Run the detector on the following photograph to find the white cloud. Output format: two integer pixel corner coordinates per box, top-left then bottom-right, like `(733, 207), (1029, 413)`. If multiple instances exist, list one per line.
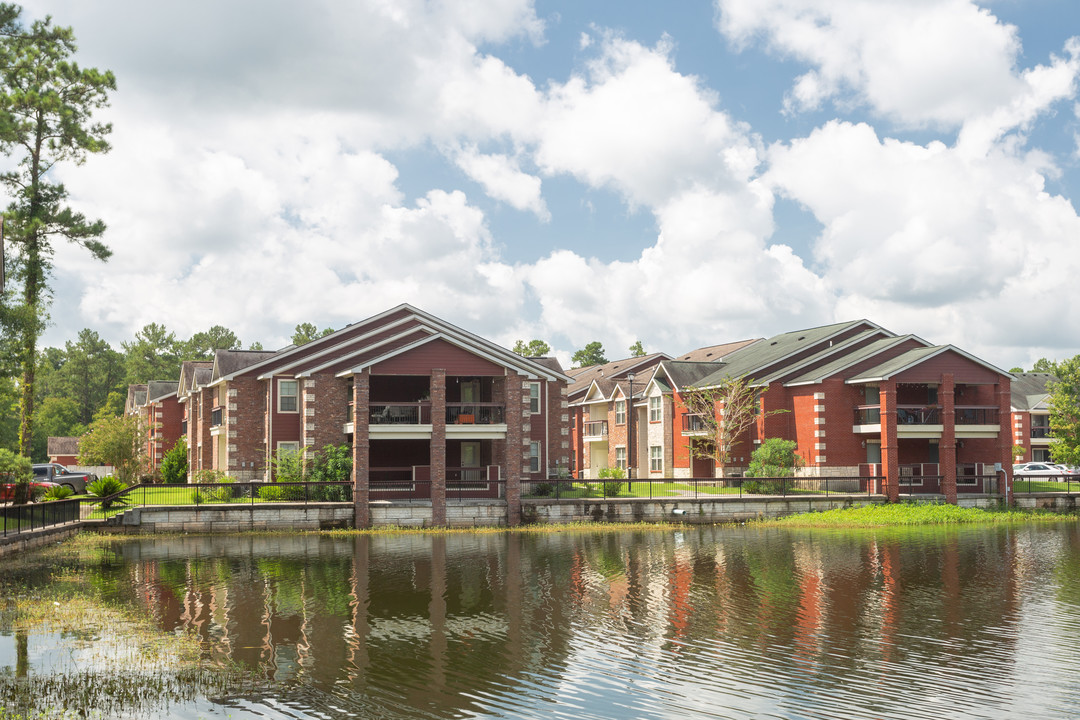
(714, 0), (1077, 133)
(452, 146), (550, 219)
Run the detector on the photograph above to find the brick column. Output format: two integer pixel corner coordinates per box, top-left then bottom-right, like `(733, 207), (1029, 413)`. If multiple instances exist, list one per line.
(997, 379), (1014, 503)
(881, 381), (899, 502)
(431, 369), (447, 526)
(352, 370), (370, 528)
(505, 375), (525, 526)
(940, 374), (957, 504)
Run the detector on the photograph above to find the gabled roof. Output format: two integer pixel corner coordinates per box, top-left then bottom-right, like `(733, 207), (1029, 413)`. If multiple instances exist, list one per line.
(654, 361), (721, 392)
(783, 334), (928, 386)
(125, 384), (147, 414)
(846, 345), (1013, 384)
(567, 353), (669, 399)
(178, 361), (214, 398)
(145, 380), (179, 404)
(678, 339), (760, 362)
(47, 436), (80, 457)
(212, 349), (279, 381)
(213, 304), (570, 385)
(1011, 372), (1056, 411)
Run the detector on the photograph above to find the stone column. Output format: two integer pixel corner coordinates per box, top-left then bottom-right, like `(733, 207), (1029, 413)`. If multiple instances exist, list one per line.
(881, 381), (899, 502)
(352, 370), (370, 528)
(431, 369), (447, 526)
(940, 373), (957, 504)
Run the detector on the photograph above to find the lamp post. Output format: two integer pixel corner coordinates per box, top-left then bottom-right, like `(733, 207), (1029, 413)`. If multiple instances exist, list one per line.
(627, 372), (635, 490)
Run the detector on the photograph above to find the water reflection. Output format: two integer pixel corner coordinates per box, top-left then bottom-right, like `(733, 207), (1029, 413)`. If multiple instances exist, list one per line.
(5, 524), (1080, 719)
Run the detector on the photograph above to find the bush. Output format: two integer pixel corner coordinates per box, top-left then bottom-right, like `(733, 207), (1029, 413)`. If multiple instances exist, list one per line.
(746, 439), (802, 478)
(272, 448), (306, 483)
(743, 479), (783, 495)
(192, 469), (232, 484)
(258, 485), (284, 502)
(531, 482), (553, 497)
(308, 444), (352, 482)
(160, 439), (189, 484)
(87, 476), (130, 510)
(42, 485), (75, 502)
(597, 466), (625, 497)
(191, 489), (205, 505)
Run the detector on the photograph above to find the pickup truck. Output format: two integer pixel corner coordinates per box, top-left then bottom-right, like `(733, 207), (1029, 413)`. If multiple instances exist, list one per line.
(32, 463), (96, 494)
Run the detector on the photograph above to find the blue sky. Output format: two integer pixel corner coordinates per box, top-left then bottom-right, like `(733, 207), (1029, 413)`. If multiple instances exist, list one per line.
(17, 0), (1080, 371)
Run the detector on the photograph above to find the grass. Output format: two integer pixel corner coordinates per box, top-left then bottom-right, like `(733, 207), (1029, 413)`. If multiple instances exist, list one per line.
(764, 502), (1080, 528)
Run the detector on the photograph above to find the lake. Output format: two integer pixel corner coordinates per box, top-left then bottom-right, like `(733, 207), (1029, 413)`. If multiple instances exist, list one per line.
(2, 524), (1080, 719)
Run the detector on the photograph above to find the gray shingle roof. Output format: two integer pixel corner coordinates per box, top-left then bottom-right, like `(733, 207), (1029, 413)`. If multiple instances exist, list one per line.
(1011, 372), (1056, 410)
(783, 334), (924, 386)
(567, 353), (668, 399)
(47, 436), (80, 457)
(678, 339), (759, 362)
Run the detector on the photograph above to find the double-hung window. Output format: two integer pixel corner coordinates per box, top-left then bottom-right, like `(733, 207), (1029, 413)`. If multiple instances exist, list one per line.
(648, 396), (661, 422)
(615, 400), (626, 425)
(278, 379), (299, 413)
(616, 446), (626, 470)
(529, 383), (541, 413)
(649, 446), (662, 473)
(529, 442), (541, 473)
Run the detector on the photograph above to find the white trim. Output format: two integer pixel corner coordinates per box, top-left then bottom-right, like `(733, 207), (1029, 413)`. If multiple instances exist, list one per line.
(277, 378), (299, 413)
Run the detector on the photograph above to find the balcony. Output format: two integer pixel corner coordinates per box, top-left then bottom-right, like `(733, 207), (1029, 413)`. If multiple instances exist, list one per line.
(1031, 426), (1052, 439)
(370, 402), (432, 425)
(446, 403), (505, 425)
(955, 407), (999, 425)
(682, 413), (709, 435)
(583, 420), (608, 441)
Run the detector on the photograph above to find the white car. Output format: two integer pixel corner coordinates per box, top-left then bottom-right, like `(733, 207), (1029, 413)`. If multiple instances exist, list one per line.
(1014, 463), (1070, 478)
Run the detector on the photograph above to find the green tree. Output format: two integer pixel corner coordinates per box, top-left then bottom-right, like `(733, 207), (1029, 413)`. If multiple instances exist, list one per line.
(1009, 367), (1024, 374)
(745, 438), (802, 478)
(1049, 355), (1080, 466)
(77, 414), (144, 483)
(0, 376), (18, 451)
(1033, 358), (1058, 373)
(59, 329), (124, 424)
(93, 390), (125, 422)
(512, 339), (551, 357)
(291, 322), (333, 346)
(159, 437), (188, 484)
(122, 322), (181, 384)
(1, 9), (116, 457)
(183, 325), (241, 360)
(629, 340), (645, 357)
(30, 395), (84, 462)
(572, 341), (607, 368)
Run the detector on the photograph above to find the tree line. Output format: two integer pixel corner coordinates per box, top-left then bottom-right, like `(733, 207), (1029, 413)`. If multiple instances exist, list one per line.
(0, 322), (334, 462)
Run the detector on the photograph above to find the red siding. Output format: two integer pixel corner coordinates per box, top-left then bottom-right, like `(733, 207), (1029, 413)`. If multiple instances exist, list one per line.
(371, 338), (505, 376)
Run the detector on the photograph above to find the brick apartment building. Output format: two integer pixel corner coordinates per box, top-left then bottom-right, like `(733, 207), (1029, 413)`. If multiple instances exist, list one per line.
(178, 304), (570, 526)
(1010, 372), (1056, 463)
(571, 320), (1014, 503)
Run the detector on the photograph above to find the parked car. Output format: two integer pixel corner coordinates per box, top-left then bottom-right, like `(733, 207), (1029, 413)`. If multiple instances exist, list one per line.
(32, 463), (95, 494)
(0, 481), (59, 502)
(1013, 463), (1070, 479)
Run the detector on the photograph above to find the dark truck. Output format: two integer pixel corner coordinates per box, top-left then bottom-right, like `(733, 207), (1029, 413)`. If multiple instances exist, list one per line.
(32, 463), (96, 494)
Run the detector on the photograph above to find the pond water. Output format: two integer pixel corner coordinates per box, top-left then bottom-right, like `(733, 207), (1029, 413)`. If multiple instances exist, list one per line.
(3, 524), (1080, 719)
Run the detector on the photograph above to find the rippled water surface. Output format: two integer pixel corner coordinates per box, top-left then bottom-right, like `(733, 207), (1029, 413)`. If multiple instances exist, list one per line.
(4, 524), (1080, 719)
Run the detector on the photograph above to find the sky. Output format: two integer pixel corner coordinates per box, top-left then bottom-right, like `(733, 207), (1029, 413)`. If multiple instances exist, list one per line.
(14, 0), (1080, 371)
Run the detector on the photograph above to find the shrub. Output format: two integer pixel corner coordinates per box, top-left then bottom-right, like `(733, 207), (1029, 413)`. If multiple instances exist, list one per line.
(192, 469), (232, 484)
(160, 439), (189, 484)
(308, 444), (352, 482)
(746, 439), (802, 479)
(743, 479), (783, 495)
(87, 476), (130, 510)
(191, 489), (205, 505)
(258, 485), (285, 502)
(272, 448), (306, 483)
(42, 485), (75, 502)
(597, 466), (625, 497)
(531, 482), (553, 497)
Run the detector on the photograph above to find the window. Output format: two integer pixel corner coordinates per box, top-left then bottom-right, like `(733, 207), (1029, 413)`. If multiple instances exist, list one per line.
(649, 446), (662, 473)
(278, 441), (300, 457)
(866, 441), (881, 464)
(529, 382), (541, 413)
(615, 399), (626, 425)
(278, 379), (299, 413)
(649, 396), (662, 422)
(529, 442), (541, 473)
(615, 446), (626, 470)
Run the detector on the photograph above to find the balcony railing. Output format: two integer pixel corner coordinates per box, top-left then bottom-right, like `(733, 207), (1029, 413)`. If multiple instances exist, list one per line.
(210, 407), (223, 427)
(682, 413), (709, 434)
(583, 420), (608, 439)
(854, 405), (941, 425)
(446, 403), (504, 425)
(370, 402), (432, 425)
(954, 407), (999, 425)
(1031, 426), (1052, 439)
(854, 406), (881, 424)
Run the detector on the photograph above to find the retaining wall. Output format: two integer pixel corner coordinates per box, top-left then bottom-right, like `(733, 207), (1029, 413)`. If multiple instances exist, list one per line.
(523, 495), (886, 524)
(0, 523), (82, 557)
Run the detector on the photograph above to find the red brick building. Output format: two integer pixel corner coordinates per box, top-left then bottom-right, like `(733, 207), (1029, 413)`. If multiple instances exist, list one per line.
(1010, 372), (1055, 463)
(570, 320), (1014, 503)
(179, 304), (570, 525)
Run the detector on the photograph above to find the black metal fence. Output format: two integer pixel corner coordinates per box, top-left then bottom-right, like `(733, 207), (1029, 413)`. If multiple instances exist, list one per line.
(523, 476), (884, 500)
(1, 498), (80, 537)
(1012, 475), (1080, 495)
